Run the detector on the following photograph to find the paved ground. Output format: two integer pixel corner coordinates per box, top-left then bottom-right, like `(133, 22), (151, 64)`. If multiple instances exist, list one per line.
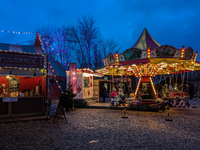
(0, 101), (200, 150)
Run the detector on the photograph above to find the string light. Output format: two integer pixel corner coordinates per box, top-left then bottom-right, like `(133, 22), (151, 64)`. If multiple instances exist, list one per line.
(147, 46), (151, 58)
(0, 29), (34, 34)
(134, 77), (142, 98)
(181, 46), (185, 59)
(149, 77), (157, 98)
(115, 51), (119, 63)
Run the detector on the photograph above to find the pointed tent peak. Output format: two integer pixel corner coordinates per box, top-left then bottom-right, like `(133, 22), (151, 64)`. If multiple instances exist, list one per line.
(132, 28), (160, 50)
(34, 32), (41, 47)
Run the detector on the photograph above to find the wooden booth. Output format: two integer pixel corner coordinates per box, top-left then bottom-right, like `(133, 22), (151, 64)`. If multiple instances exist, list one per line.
(0, 51), (46, 118)
(66, 68), (103, 104)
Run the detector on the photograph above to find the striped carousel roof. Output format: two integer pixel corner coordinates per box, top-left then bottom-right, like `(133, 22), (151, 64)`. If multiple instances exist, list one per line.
(132, 28), (160, 50)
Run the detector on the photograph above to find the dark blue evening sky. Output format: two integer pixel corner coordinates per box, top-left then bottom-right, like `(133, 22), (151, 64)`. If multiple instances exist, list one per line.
(0, 0), (200, 60)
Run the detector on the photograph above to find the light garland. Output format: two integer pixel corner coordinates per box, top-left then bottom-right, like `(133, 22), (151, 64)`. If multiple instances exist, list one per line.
(48, 59), (63, 93)
(134, 77), (142, 98)
(115, 52), (119, 63)
(149, 77), (157, 98)
(147, 47), (151, 58)
(194, 53), (197, 61)
(0, 29), (34, 34)
(103, 59), (106, 66)
(38, 33), (64, 94)
(181, 46), (185, 59)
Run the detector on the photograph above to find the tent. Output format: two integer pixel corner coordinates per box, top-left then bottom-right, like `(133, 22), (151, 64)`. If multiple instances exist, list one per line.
(0, 33), (67, 100)
(132, 28), (160, 50)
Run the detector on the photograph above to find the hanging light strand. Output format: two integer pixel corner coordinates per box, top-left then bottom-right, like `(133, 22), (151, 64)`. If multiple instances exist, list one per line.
(0, 29), (35, 34)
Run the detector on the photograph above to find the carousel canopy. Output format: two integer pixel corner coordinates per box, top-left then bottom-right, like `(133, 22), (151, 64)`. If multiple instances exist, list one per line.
(132, 28), (160, 50)
(96, 28), (200, 76)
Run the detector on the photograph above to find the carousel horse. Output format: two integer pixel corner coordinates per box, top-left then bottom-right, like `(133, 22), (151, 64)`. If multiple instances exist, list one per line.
(130, 91), (142, 107)
(172, 93), (190, 108)
(173, 83), (179, 92)
(162, 84), (169, 95)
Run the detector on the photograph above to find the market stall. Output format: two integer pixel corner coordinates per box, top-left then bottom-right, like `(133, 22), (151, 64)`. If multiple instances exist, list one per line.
(0, 50), (46, 117)
(66, 68), (103, 103)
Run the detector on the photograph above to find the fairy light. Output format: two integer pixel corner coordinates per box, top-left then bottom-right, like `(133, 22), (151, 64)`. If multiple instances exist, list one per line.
(115, 51), (119, 63)
(147, 46), (151, 58)
(0, 29), (34, 34)
(136, 66), (141, 77)
(135, 77), (142, 98)
(145, 64), (148, 76)
(151, 66), (156, 76)
(149, 77), (157, 98)
(194, 53), (197, 61)
(181, 46), (185, 59)
(103, 59), (106, 66)
(48, 60), (63, 93)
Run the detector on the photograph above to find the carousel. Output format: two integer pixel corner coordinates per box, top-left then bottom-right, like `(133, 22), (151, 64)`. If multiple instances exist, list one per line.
(96, 28), (200, 109)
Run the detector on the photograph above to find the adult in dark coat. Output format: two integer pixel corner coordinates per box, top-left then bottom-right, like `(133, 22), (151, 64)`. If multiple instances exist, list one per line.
(102, 85), (106, 102)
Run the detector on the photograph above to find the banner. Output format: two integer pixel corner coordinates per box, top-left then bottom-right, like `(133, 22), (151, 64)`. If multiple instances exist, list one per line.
(0, 51), (44, 69)
(69, 63), (77, 94)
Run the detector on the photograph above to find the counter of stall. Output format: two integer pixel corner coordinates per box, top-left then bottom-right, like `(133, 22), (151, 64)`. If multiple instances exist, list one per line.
(0, 76), (46, 118)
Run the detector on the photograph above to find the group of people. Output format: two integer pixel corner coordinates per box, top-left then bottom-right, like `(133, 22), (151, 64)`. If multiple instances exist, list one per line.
(110, 87), (127, 106)
(103, 84), (190, 108)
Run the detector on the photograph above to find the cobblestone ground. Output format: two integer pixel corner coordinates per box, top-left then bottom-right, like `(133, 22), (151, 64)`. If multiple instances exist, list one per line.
(0, 107), (200, 150)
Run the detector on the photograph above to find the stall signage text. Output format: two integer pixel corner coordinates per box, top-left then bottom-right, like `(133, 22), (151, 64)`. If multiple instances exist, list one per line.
(0, 51), (44, 68)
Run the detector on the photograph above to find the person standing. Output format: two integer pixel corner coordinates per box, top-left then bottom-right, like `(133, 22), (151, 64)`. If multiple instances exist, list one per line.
(102, 85), (106, 102)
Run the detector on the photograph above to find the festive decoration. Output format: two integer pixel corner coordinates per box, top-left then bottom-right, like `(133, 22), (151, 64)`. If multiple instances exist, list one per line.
(96, 28), (200, 99)
(69, 63), (77, 94)
(0, 29), (34, 34)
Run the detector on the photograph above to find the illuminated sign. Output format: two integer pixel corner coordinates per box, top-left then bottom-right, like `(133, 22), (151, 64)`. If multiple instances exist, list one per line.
(0, 51), (44, 68)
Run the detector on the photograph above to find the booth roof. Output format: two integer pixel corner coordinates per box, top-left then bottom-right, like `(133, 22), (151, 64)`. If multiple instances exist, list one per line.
(0, 42), (67, 77)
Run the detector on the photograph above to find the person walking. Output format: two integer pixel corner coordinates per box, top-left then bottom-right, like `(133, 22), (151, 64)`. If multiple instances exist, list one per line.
(102, 85), (106, 102)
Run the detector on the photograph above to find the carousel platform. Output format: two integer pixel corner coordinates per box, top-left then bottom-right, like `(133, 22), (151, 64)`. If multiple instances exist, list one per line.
(89, 97), (157, 108)
(89, 97), (123, 109)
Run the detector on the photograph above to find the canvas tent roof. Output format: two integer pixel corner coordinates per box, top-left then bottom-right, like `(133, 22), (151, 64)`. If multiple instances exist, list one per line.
(132, 28), (160, 50)
(0, 42), (67, 77)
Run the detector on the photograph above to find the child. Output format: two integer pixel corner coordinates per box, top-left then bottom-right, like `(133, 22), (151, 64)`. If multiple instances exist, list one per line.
(110, 88), (118, 99)
(118, 88), (124, 98)
(110, 88), (118, 107)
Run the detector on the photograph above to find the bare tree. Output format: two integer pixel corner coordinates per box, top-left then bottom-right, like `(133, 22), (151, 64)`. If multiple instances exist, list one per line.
(35, 25), (72, 67)
(36, 25), (54, 54)
(65, 15), (99, 69)
(92, 44), (103, 69)
(100, 38), (121, 59)
(65, 25), (87, 68)
(78, 15), (99, 68)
